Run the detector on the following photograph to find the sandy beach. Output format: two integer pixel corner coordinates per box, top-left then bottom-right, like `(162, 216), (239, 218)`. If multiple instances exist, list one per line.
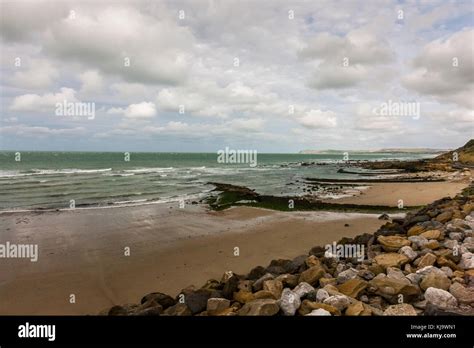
(328, 181), (468, 206)
(0, 178), (469, 315)
(0, 203), (388, 315)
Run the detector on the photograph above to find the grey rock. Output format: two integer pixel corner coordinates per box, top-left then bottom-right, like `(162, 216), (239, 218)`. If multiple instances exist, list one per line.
(459, 252), (474, 270)
(305, 308), (331, 316)
(449, 232), (464, 241)
(323, 295), (350, 311)
(406, 273), (421, 285)
(408, 235), (429, 250)
(293, 282), (315, 299)
(443, 239), (459, 250)
(336, 267), (358, 284)
(252, 273), (274, 292)
(440, 267), (453, 278)
(424, 287), (458, 309)
(316, 289), (330, 302)
(399, 246), (418, 261)
(279, 288), (301, 316)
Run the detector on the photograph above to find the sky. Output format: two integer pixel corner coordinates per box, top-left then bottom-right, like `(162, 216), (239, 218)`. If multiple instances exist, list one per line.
(0, 0), (473, 153)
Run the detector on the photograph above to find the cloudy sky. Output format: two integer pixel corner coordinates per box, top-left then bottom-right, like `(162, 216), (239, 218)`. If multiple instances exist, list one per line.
(0, 0), (473, 153)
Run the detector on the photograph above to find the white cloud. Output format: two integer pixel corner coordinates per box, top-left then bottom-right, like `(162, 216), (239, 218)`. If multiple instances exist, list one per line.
(297, 109), (338, 129)
(9, 88), (78, 112)
(43, 5), (194, 85)
(0, 0), (473, 150)
(79, 70), (104, 95)
(301, 29), (394, 90)
(300, 30), (393, 65)
(108, 102), (157, 119)
(402, 29), (474, 108)
(0, 125), (85, 136)
(10, 59), (59, 89)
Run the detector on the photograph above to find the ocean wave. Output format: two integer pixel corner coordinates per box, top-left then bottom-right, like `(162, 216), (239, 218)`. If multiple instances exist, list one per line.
(0, 168), (112, 178)
(0, 190), (210, 213)
(122, 167), (174, 174)
(113, 198), (148, 204)
(102, 173), (135, 177)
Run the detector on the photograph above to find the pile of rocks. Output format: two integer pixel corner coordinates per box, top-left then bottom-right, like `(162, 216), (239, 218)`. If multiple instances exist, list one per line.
(102, 193), (474, 316)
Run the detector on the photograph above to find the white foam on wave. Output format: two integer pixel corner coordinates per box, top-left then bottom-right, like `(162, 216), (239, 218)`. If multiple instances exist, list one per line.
(123, 167), (174, 174)
(0, 168), (112, 178)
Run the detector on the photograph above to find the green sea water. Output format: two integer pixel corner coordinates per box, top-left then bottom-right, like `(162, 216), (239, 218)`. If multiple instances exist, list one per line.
(0, 151), (433, 211)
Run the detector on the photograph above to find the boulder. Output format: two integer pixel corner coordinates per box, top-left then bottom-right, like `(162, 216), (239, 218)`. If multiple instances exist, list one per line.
(424, 240), (440, 250)
(266, 258), (294, 275)
(305, 255), (321, 268)
(275, 274), (299, 288)
(424, 287), (458, 309)
(162, 303), (192, 316)
(316, 289), (330, 302)
(233, 290), (255, 303)
(319, 277), (337, 287)
(337, 278), (367, 299)
(247, 266), (266, 280)
(140, 292), (176, 309)
(408, 235), (429, 250)
(417, 253), (437, 268)
(298, 300), (341, 316)
(459, 252), (474, 270)
(323, 295), (351, 311)
(407, 225), (426, 237)
(298, 265), (325, 286)
(238, 299), (280, 316)
(305, 308), (331, 316)
(253, 290), (277, 300)
(345, 301), (370, 316)
(435, 211), (453, 223)
(420, 272), (451, 291)
(383, 303), (417, 316)
(179, 288), (218, 314)
(420, 230), (442, 240)
(222, 274), (240, 299)
(263, 279), (283, 299)
(293, 282), (315, 299)
(377, 235), (411, 252)
(369, 274), (420, 302)
(252, 273), (274, 291)
(374, 253), (409, 269)
(449, 282), (474, 305)
(436, 256), (460, 271)
(336, 268), (359, 284)
(207, 298), (230, 315)
(399, 246), (418, 261)
(279, 288), (301, 316)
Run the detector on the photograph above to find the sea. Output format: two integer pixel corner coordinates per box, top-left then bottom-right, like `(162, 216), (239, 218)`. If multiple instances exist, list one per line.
(0, 151), (435, 212)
